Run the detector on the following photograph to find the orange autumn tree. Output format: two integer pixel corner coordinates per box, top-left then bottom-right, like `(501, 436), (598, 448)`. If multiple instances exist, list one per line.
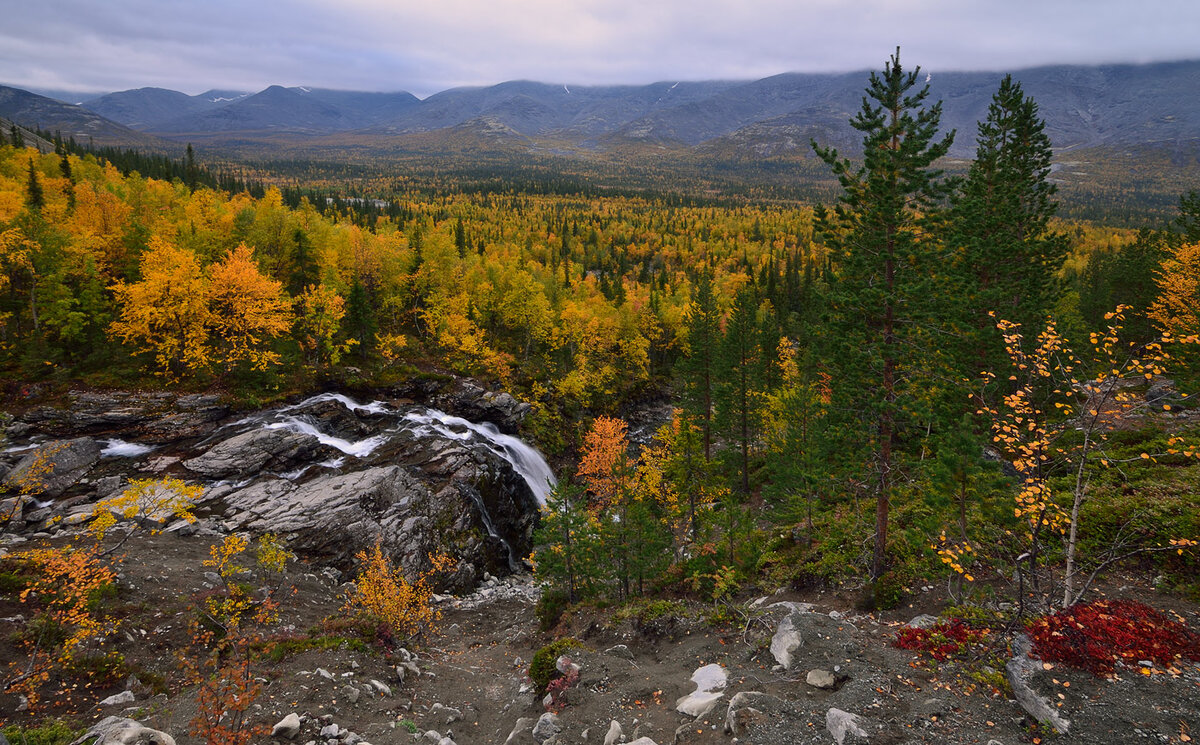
(206, 244), (291, 373)
(577, 416), (633, 510)
(110, 236), (211, 376)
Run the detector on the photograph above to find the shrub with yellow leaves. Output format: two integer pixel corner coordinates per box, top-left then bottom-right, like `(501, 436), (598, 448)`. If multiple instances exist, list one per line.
(981, 307), (1200, 612)
(342, 541), (453, 646)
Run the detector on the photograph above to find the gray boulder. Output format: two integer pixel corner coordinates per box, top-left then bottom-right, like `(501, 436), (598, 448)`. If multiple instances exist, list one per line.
(532, 712), (561, 744)
(271, 713), (302, 739)
(183, 427), (320, 478)
(770, 612), (805, 670)
(5, 438), (101, 497)
(68, 716), (175, 745)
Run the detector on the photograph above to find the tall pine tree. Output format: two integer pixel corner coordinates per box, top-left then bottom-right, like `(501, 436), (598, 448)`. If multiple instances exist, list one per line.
(812, 48), (955, 579)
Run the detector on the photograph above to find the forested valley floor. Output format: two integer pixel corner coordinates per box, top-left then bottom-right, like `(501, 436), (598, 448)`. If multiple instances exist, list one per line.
(0, 56), (1198, 744)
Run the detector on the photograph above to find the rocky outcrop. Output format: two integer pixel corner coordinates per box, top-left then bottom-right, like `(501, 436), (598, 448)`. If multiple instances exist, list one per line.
(69, 716), (176, 745)
(2, 388), (550, 587)
(22, 390), (227, 443)
(5, 437), (101, 497)
(183, 427), (322, 478)
(221, 466), (449, 574)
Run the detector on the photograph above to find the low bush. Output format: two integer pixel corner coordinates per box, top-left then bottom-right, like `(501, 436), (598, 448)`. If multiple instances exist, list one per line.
(1027, 599), (1200, 676)
(529, 637), (584, 693)
(893, 619), (990, 662)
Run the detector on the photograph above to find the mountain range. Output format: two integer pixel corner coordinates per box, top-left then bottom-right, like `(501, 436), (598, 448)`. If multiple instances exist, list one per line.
(3, 60), (1199, 177)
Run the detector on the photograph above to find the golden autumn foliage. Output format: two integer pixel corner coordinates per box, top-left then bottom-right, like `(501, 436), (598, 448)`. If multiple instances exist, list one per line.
(1148, 241), (1200, 340)
(980, 307), (1200, 609)
(342, 542), (453, 644)
(89, 476), (201, 541)
(206, 244), (291, 371)
(110, 236), (211, 375)
(294, 283), (354, 367)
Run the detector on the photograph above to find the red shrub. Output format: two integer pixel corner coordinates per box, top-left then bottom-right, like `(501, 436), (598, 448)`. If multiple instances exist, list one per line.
(893, 619), (988, 661)
(1027, 599), (1200, 676)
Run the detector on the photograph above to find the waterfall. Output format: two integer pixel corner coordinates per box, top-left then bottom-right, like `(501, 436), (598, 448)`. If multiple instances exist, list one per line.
(400, 409), (557, 506)
(249, 392), (556, 505)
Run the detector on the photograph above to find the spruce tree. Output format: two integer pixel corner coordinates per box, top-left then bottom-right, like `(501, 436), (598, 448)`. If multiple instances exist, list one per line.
(715, 282), (764, 495)
(25, 158), (44, 210)
(676, 270), (720, 459)
(812, 48), (955, 579)
(952, 74), (1065, 365)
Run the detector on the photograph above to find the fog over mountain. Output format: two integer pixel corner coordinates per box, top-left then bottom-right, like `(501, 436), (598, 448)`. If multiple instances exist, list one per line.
(4, 60), (1199, 160)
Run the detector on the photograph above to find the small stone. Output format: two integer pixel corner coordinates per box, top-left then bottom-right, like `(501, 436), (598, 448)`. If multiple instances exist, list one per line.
(430, 703), (462, 724)
(806, 669), (837, 689)
(99, 690), (137, 706)
(532, 712), (561, 744)
(422, 731), (442, 743)
(906, 614), (938, 630)
(341, 685), (360, 704)
(370, 679), (392, 696)
(319, 723), (340, 739)
(603, 719), (623, 745)
(272, 713), (302, 740)
(316, 667), (334, 681)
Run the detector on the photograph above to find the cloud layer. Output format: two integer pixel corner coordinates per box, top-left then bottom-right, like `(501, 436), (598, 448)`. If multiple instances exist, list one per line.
(4, 0), (1198, 97)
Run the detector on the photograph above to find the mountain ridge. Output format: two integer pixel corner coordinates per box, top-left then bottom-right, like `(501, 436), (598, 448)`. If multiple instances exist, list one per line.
(3, 60), (1199, 168)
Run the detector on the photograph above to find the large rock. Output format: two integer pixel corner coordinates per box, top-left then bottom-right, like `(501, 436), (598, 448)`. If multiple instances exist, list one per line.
(21, 390), (226, 442)
(770, 612), (805, 670)
(183, 427), (322, 478)
(5, 438), (101, 497)
(430, 379), (531, 433)
(68, 716), (176, 745)
(1007, 634), (1071, 734)
(222, 466), (430, 565)
(675, 663), (727, 717)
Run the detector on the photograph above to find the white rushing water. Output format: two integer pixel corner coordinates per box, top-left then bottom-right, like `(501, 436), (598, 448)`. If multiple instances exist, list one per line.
(263, 417), (389, 458)
(401, 409), (557, 505)
(248, 393), (556, 505)
(101, 439), (155, 458)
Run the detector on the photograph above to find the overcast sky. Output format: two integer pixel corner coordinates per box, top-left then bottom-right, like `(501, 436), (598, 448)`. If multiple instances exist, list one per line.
(4, 0), (1198, 99)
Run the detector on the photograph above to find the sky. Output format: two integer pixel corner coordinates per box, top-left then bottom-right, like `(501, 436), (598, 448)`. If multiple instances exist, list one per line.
(3, 0), (1199, 99)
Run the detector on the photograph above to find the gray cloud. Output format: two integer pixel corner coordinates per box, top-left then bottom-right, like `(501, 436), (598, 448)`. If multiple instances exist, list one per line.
(3, 0), (1198, 98)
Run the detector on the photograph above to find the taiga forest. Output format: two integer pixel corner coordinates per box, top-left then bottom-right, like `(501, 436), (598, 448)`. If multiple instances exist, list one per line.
(0, 49), (1197, 745)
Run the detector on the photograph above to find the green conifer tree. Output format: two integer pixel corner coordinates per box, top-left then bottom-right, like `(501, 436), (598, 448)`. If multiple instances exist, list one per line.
(951, 74), (1065, 366)
(812, 48), (955, 579)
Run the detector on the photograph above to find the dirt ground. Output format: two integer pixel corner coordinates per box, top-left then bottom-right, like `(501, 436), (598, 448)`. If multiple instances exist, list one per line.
(2, 529), (1198, 745)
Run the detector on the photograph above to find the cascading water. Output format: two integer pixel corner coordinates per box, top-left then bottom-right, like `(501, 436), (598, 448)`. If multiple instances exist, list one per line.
(400, 410), (557, 505)
(236, 392), (555, 569)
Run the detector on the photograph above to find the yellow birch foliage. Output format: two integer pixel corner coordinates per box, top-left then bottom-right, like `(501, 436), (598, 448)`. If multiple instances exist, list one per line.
(1148, 241), (1200, 340)
(294, 283), (353, 367)
(206, 244), (291, 371)
(342, 542), (453, 643)
(89, 477), (202, 540)
(109, 236), (211, 375)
